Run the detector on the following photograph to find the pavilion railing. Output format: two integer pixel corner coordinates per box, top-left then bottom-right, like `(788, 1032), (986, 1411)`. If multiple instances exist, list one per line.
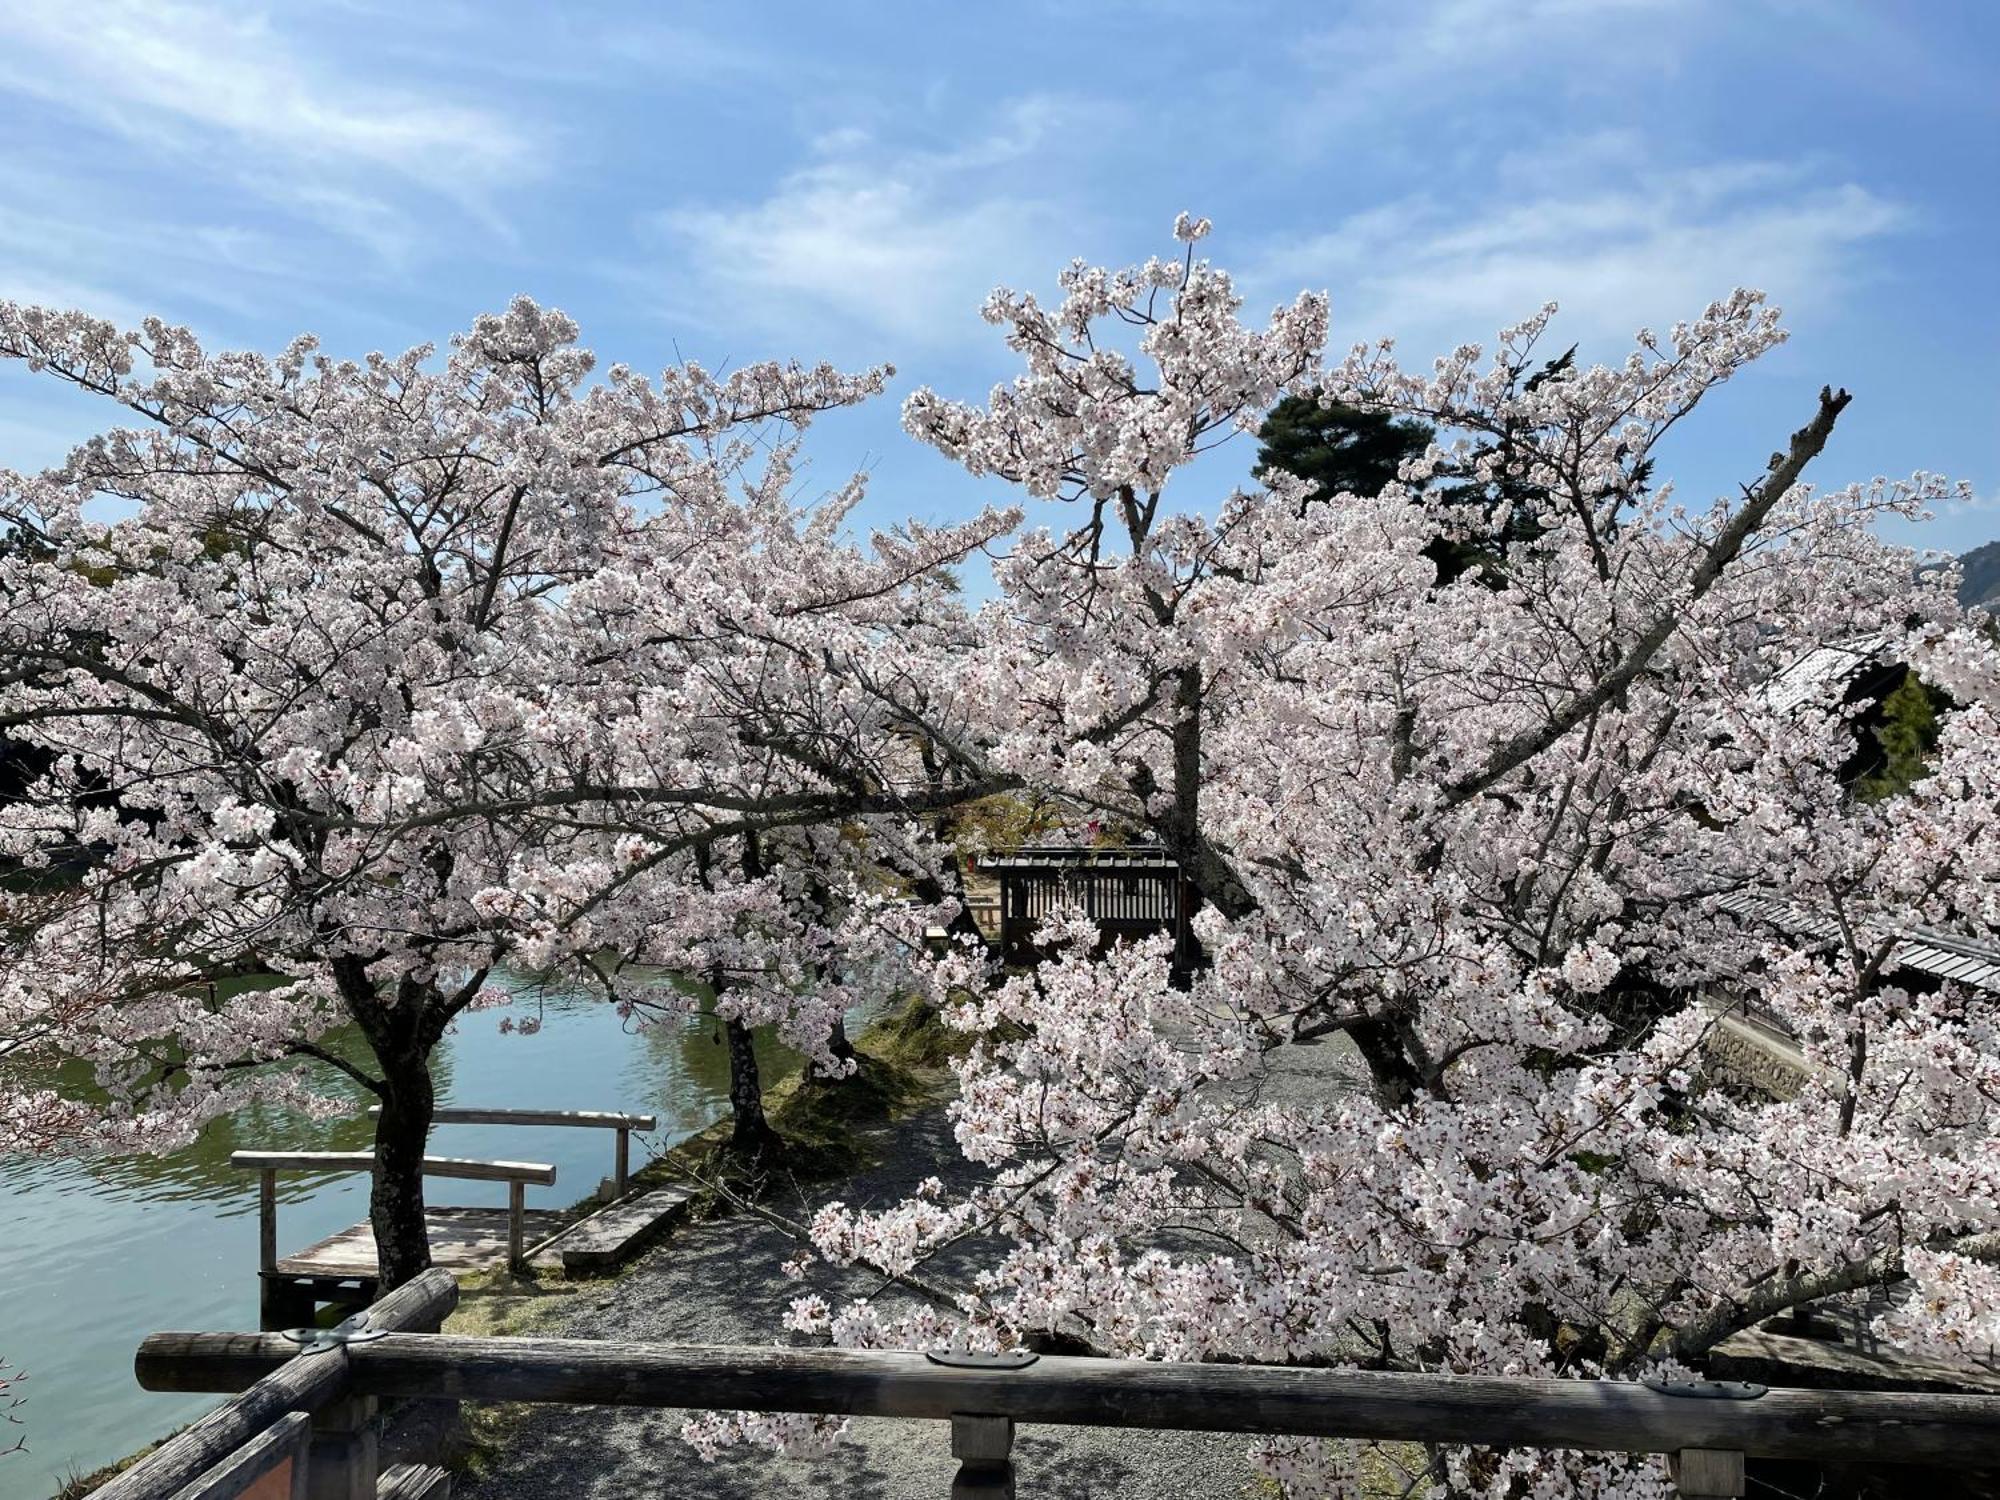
(361, 1105), (658, 1199)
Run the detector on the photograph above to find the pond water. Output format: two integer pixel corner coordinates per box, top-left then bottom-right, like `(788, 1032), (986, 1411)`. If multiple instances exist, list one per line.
(0, 978), (807, 1499)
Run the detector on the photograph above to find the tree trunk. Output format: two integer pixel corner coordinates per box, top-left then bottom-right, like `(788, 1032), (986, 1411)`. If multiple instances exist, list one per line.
(724, 1014), (779, 1156)
(827, 1015), (858, 1070)
(721, 830), (783, 1157)
(332, 958), (439, 1292)
(371, 1042), (436, 1289)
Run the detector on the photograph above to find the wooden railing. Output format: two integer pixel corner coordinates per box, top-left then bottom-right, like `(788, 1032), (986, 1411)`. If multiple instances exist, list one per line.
(121, 1300), (2000, 1499)
(94, 1269), (458, 1500)
(167, 1412), (309, 1500)
(363, 1105), (657, 1197)
(228, 1150), (557, 1276)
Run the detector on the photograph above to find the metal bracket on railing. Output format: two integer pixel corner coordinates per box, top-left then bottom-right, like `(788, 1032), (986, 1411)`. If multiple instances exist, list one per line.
(1642, 1375), (1767, 1399)
(280, 1312), (388, 1356)
(925, 1349), (1040, 1370)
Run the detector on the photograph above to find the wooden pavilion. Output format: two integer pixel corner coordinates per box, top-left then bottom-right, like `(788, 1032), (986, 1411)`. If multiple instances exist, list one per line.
(977, 844), (1199, 982)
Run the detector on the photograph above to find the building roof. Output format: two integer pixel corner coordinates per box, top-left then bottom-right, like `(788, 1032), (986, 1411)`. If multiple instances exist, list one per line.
(1712, 888), (2000, 995)
(978, 845), (1182, 875)
(1758, 634), (1889, 714)
(1725, 634), (2000, 994)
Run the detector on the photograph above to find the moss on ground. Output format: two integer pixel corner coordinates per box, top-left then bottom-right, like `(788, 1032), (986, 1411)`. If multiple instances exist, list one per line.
(601, 992), (960, 1222)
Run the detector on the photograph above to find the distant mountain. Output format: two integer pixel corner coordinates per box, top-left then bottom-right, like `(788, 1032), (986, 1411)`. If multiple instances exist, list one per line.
(1962, 540), (2000, 608)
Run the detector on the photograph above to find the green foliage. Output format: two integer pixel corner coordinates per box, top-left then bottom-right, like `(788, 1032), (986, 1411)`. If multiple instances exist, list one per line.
(1253, 395), (1433, 506)
(1253, 356), (1581, 588)
(939, 790), (1089, 851)
(54, 1438), (175, 1500)
(863, 991), (979, 1072)
(1853, 669), (1947, 803)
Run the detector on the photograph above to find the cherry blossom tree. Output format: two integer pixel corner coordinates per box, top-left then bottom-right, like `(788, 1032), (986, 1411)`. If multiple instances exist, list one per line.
(0, 297), (1003, 1285)
(761, 219), (2000, 1496)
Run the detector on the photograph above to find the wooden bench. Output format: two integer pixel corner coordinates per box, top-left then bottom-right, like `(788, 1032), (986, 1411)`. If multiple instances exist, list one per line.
(231, 1150), (558, 1330)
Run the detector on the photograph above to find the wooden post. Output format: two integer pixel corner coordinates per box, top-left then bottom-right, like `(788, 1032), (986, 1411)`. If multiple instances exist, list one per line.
(1174, 872), (1195, 982)
(259, 1278), (317, 1335)
(257, 1166), (286, 1331)
(259, 1170), (278, 1273)
(305, 1395), (376, 1500)
(98, 1346), (347, 1500)
(1670, 1448), (1745, 1498)
(293, 1266), (464, 1497)
(508, 1180), (526, 1274)
(949, 1414), (1014, 1498)
(614, 1127), (630, 1198)
(114, 1271), (454, 1500)
(166, 1409), (311, 1500)
(284, 1441), (310, 1500)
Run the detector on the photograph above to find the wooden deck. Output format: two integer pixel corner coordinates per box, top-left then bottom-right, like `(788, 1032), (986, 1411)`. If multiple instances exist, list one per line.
(276, 1206), (571, 1280)
(260, 1188), (696, 1327)
(238, 1109), (683, 1329)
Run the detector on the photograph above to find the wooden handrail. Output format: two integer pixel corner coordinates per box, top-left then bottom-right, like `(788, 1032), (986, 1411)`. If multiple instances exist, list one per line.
(363, 1105), (654, 1195)
(133, 1331), (2000, 1471)
(168, 1410), (310, 1500)
(97, 1269), (457, 1500)
(233, 1152), (556, 1282)
(228, 1150), (556, 1185)
(366, 1105), (657, 1131)
(96, 1347), (345, 1500)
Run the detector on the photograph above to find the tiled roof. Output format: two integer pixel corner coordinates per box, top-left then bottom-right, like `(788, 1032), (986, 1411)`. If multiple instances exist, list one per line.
(1712, 888), (2000, 994)
(980, 845), (1181, 873)
(1759, 634), (1888, 714)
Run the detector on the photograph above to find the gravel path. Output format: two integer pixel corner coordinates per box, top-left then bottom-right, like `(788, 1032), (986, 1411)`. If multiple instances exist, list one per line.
(460, 1108), (1266, 1500)
(463, 1035), (1371, 1499)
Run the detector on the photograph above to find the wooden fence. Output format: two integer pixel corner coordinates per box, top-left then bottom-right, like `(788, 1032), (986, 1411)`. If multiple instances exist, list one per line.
(103, 1274), (2000, 1499)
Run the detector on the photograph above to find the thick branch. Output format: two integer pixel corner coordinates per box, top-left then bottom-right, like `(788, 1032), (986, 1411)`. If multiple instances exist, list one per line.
(1440, 387), (1850, 812)
(1667, 1226), (2000, 1365)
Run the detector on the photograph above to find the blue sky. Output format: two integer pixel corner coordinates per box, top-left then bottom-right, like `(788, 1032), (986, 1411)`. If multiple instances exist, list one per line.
(0, 0), (1994, 556)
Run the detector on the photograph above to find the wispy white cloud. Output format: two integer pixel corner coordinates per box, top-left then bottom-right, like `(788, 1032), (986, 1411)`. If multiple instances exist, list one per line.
(1251, 151), (1907, 359)
(635, 96), (1107, 358)
(0, 1), (532, 184)
(0, 150), (375, 332)
(0, 0), (537, 270)
(1301, 0), (1707, 93)
(658, 171), (1048, 348)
